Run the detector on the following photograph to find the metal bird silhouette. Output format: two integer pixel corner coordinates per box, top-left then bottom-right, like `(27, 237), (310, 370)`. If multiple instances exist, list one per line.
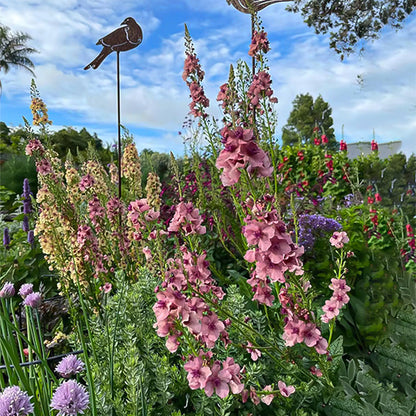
(226, 0), (288, 14)
(84, 17), (143, 70)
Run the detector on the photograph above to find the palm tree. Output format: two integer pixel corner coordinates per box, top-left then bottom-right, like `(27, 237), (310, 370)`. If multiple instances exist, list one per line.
(0, 24), (37, 95)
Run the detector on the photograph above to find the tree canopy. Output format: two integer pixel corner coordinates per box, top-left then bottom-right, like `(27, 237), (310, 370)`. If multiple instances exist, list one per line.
(0, 24), (37, 94)
(281, 93), (337, 149)
(286, 0), (416, 58)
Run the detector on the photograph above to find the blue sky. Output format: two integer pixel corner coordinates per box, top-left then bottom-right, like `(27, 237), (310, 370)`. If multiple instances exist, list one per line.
(0, 0), (415, 156)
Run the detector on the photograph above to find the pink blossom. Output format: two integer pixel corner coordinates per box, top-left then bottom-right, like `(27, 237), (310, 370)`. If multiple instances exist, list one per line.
(25, 139), (45, 156)
(221, 357), (244, 394)
(36, 159), (52, 175)
(250, 387), (261, 405)
(247, 71), (277, 109)
(329, 231), (349, 248)
(278, 381), (295, 397)
(204, 362), (231, 398)
(246, 341), (262, 361)
(339, 140), (347, 151)
(201, 313), (224, 348)
(248, 31), (270, 58)
(371, 139), (378, 151)
(314, 337), (328, 355)
(79, 174), (95, 192)
(260, 385), (274, 405)
(100, 283), (112, 294)
(168, 201), (206, 235)
(184, 355), (212, 390)
(183, 53), (204, 82)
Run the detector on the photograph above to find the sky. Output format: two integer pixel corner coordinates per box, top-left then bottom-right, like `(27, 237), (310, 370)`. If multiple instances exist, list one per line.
(0, 0), (415, 157)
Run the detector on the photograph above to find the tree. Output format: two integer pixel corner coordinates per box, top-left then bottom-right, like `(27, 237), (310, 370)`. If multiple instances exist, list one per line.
(0, 24), (37, 94)
(281, 93), (337, 149)
(285, 0), (416, 58)
(227, 1), (416, 58)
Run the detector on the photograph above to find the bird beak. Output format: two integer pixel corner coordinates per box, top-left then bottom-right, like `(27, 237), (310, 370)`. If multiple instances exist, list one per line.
(121, 18), (128, 25)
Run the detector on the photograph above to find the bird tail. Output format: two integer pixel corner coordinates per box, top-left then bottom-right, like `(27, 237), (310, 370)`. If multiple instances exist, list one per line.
(84, 50), (110, 70)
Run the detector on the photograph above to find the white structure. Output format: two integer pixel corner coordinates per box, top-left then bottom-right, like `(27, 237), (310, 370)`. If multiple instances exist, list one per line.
(347, 141), (402, 160)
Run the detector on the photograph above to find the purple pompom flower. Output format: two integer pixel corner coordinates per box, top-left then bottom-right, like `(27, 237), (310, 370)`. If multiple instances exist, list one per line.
(3, 228), (10, 249)
(50, 380), (89, 416)
(23, 292), (42, 309)
(0, 282), (15, 299)
(18, 284), (34, 299)
(0, 385), (33, 416)
(56, 355), (85, 378)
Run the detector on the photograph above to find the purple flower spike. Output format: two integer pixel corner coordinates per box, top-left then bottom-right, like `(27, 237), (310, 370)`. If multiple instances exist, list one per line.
(22, 215), (30, 232)
(51, 380), (89, 416)
(23, 292), (42, 309)
(23, 199), (32, 215)
(3, 227), (10, 249)
(18, 284), (34, 299)
(0, 385), (33, 415)
(0, 282), (15, 298)
(56, 355), (85, 378)
(27, 230), (35, 245)
(22, 178), (31, 200)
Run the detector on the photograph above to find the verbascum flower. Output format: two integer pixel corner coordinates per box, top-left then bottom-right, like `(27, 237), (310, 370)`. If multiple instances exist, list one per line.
(121, 143), (142, 196)
(145, 172), (162, 211)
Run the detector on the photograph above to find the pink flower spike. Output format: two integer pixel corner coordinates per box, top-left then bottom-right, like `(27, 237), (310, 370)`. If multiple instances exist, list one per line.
(278, 381), (295, 397)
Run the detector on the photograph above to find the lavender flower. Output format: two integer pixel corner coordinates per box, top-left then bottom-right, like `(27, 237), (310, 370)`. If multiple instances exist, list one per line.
(22, 216), (30, 233)
(22, 179), (33, 214)
(23, 199), (32, 215)
(0, 282), (15, 299)
(298, 214), (342, 251)
(18, 284), (34, 299)
(22, 179), (31, 200)
(50, 380), (89, 416)
(27, 231), (35, 246)
(3, 228), (10, 249)
(23, 292), (42, 309)
(56, 355), (85, 378)
(0, 385), (33, 416)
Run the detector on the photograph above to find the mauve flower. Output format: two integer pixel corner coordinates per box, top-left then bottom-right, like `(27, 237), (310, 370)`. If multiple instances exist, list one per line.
(184, 355), (212, 390)
(329, 231), (349, 249)
(23, 292), (42, 309)
(56, 355), (85, 378)
(18, 284), (34, 298)
(0, 282), (15, 298)
(260, 385), (274, 405)
(0, 385), (33, 416)
(50, 380), (89, 416)
(278, 381), (295, 397)
(204, 362), (231, 399)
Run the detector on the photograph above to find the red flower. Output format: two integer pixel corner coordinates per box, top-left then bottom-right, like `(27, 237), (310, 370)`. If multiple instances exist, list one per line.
(371, 139), (378, 151)
(367, 196), (374, 204)
(321, 134), (328, 144)
(339, 140), (347, 151)
(314, 137), (321, 146)
(375, 193), (382, 202)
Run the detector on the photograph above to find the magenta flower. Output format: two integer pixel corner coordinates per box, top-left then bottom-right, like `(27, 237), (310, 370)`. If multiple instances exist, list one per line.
(18, 284), (34, 298)
(56, 355), (85, 378)
(0, 282), (15, 298)
(246, 341), (261, 361)
(23, 292), (42, 309)
(278, 381), (295, 397)
(50, 380), (89, 416)
(0, 385), (33, 416)
(201, 313), (224, 348)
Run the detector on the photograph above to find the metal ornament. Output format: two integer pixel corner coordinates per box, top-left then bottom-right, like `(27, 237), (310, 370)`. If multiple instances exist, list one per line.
(226, 0), (289, 14)
(84, 17), (143, 200)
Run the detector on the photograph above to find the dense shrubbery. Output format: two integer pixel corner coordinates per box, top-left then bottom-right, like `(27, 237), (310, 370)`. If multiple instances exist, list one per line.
(0, 14), (415, 416)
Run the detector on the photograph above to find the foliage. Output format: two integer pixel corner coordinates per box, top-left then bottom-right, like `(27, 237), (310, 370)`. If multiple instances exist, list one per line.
(286, 0), (416, 59)
(281, 93), (337, 150)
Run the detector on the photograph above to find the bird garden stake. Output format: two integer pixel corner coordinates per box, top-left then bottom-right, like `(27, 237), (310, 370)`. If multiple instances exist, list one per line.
(84, 17), (143, 200)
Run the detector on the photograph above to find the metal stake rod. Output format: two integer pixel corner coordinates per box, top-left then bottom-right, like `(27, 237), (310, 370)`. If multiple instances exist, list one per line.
(117, 51), (122, 200)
